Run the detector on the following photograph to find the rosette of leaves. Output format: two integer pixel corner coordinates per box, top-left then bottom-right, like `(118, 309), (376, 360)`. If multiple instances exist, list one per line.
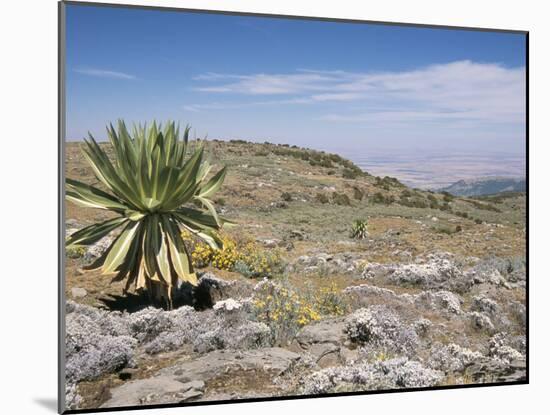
(350, 219), (369, 239)
(66, 121), (230, 308)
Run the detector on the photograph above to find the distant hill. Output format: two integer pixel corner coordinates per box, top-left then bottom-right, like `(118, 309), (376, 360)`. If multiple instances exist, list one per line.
(439, 177), (526, 197)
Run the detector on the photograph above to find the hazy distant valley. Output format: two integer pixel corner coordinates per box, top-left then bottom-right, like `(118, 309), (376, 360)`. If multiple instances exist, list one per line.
(335, 150), (526, 191)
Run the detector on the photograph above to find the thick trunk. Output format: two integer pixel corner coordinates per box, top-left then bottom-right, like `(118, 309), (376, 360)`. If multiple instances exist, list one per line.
(146, 280), (174, 310)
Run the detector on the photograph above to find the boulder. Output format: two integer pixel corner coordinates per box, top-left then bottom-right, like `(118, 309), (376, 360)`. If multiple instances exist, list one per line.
(71, 287), (88, 299)
(292, 318), (347, 367)
(101, 377), (205, 408)
(465, 358), (526, 383)
(193, 273), (254, 309)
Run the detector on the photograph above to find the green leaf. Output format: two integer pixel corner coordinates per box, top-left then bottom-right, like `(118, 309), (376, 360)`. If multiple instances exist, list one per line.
(142, 217), (158, 279)
(66, 217), (127, 246)
(155, 217), (172, 285)
(125, 210), (146, 221)
(196, 196), (221, 227)
(66, 178), (128, 212)
(198, 166), (227, 199)
(102, 221), (140, 274)
(162, 217), (197, 285)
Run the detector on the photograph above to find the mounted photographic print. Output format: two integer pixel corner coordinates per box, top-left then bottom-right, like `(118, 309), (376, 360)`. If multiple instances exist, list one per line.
(58, 1), (528, 413)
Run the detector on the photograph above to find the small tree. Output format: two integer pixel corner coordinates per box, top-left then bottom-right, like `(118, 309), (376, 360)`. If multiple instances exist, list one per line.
(66, 121), (230, 309)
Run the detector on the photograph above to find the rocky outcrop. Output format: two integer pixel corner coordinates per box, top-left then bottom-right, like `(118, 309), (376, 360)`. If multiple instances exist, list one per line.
(291, 318), (350, 367)
(465, 358), (526, 383)
(192, 273), (255, 309)
(66, 248), (526, 410)
(102, 377), (206, 408)
(101, 348), (301, 408)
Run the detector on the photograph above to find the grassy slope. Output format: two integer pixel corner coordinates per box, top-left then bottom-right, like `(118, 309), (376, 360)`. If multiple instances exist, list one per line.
(65, 140), (526, 303)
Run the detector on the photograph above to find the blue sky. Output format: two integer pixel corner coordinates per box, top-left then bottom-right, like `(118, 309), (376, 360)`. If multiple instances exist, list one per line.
(66, 4), (526, 158)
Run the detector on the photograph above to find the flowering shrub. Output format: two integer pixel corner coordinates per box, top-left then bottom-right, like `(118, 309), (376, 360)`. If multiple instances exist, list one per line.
(185, 232), (285, 277)
(211, 234), (240, 270)
(314, 282), (348, 316)
(252, 279), (349, 344)
(66, 245), (87, 259)
(190, 242), (213, 268)
(253, 280), (320, 343)
(235, 242), (285, 278)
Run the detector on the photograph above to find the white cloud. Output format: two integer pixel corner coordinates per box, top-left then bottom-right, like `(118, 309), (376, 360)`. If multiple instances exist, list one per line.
(188, 61), (525, 126)
(74, 68), (137, 80)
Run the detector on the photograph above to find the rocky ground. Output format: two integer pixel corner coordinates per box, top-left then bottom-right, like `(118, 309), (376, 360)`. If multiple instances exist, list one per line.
(64, 140), (526, 410)
(65, 252), (526, 410)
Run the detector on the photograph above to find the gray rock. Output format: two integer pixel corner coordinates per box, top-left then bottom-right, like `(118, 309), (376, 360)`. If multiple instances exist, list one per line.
(102, 347), (304, 407)
(71, 287), (88, 299)
(292, 318), (347, 367)
(360, 263), (395, 279)
(257, 238), (281, 248)
(465, 357), (526, 383)
(101, 376), (204, 408)
(119, 367), (139, 380)
(193, 273), (254, 308)
(83, 235), (115, 262)
(161, 348), (301, 380)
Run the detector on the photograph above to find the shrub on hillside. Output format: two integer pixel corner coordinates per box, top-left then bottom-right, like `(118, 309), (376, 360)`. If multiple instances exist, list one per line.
(281, 192), (293, 202)
(343, 168), (360, 179)
(315, 193), (330, 204)
(353, 187), (365, 200)
(332, 192), (351, 206)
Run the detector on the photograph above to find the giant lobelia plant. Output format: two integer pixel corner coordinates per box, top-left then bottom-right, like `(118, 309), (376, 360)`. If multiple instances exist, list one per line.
(66, 121), (229, 308)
